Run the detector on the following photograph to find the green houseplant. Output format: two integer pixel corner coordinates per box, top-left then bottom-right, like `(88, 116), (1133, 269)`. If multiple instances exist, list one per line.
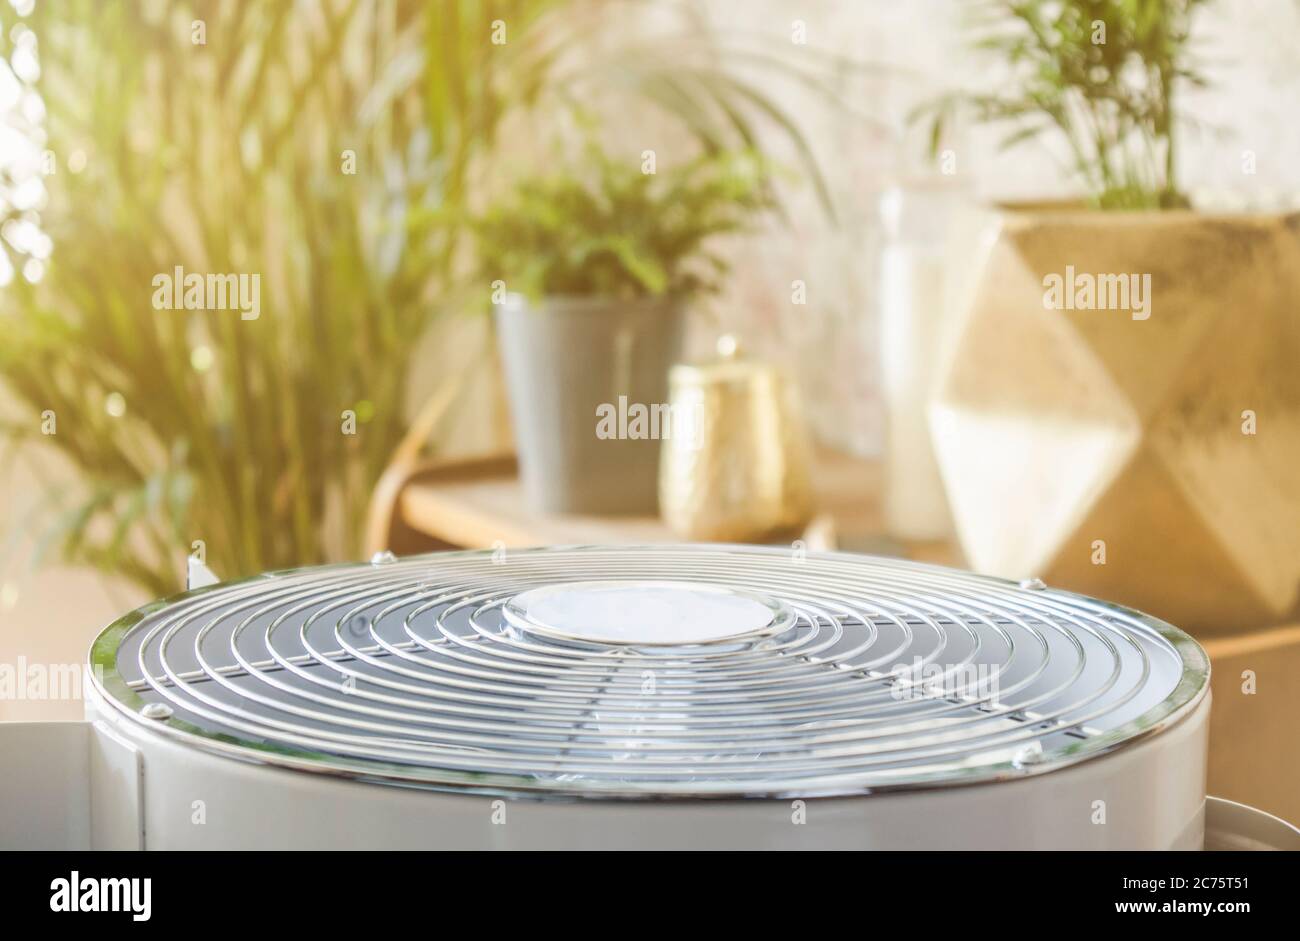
(473, 145), (773, 513)
(0, 0), (838, 595)
(920, 0), (1207, 208)
(921, 0), (1300, 632)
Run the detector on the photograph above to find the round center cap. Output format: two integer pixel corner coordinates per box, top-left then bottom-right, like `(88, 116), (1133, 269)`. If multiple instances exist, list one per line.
(503, 580), (790, 646)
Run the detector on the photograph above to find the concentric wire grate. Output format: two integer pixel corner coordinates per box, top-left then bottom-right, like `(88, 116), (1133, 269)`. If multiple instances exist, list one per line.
(91, 545), (1208, 798)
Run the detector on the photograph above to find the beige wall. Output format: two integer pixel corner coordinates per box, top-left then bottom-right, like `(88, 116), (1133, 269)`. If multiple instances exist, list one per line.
(0, 444), (148, 720)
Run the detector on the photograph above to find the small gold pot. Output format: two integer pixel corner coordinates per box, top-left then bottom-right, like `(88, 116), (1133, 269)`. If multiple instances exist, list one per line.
(659, 338), (812, 541)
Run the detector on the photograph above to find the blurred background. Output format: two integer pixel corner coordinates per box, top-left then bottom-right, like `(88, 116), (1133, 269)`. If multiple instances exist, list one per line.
(2, 0), (1299, 817)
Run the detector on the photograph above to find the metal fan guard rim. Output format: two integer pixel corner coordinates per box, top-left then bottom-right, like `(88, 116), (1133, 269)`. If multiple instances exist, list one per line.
(87, 544), (1211, 802)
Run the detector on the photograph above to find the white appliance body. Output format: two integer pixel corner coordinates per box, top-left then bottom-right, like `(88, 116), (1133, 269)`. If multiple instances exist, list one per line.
(0, 684), (1209, 850)
(68, 681), (1209, 850)
(3, 543), (1225, 851)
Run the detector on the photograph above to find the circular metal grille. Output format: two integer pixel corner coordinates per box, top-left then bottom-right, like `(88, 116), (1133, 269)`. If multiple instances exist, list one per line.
(91, 545), (1208, 798)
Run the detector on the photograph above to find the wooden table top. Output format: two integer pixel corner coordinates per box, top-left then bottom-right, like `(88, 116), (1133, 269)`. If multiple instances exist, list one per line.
(380, 448), (958, 565)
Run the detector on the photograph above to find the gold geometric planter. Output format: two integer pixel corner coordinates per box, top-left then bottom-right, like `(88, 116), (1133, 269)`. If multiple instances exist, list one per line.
(930, 207), (1300, 634)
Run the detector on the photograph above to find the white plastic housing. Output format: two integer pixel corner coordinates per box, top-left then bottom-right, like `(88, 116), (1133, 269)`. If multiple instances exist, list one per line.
(74, 683), (1209, 850)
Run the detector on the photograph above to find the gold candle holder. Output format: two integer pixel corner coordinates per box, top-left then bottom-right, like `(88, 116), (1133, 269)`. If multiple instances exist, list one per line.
(659, 337), (812, 542)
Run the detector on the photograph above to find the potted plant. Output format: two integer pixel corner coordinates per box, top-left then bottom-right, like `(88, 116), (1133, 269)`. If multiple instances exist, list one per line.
(0, 0), (833, 593)
(471, 144), (773, 515)
(919, 0), (1300, 632)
